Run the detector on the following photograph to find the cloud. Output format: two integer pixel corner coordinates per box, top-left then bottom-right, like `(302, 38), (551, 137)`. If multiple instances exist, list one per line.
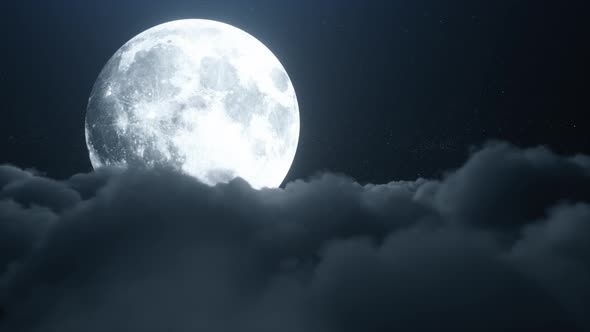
(0, 142), (589, 332)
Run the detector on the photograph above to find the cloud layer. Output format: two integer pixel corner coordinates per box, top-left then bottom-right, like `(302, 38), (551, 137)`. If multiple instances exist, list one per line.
(1, 142), (590, 332)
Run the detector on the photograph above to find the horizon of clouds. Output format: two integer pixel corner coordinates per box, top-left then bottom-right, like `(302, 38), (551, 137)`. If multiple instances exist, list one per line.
(1, 141), (590, 331)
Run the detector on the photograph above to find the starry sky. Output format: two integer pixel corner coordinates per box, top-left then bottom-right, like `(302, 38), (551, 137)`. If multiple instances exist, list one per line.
(2, 0), (588, 183)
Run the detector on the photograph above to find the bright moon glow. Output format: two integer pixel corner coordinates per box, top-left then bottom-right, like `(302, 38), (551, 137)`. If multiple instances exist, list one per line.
(85, 19), (300, 188)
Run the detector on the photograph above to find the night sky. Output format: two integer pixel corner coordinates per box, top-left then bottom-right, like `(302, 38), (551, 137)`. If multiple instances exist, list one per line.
(2, 1), (590, 331)
(3, 0), (588, 182)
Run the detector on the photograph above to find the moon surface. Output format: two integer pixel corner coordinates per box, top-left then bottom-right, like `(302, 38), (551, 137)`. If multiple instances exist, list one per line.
(85, 19), (299, 189)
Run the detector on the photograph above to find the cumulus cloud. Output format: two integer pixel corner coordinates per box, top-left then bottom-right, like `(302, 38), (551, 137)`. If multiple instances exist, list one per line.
(0, 142), (589, 332)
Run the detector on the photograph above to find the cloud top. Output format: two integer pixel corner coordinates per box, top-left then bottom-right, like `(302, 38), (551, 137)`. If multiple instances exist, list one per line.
(1, 142), (589, 332)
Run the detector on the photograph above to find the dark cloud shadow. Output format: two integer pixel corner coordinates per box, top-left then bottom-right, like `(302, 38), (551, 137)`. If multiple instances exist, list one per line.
(0, 142), (589, 332)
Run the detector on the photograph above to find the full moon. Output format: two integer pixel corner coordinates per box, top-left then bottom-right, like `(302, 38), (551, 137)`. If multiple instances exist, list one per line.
(85, 19), (299, 189)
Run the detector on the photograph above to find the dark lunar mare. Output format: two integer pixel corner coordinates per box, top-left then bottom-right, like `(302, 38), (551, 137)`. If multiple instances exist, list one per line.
(86, 43), (186, 169)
